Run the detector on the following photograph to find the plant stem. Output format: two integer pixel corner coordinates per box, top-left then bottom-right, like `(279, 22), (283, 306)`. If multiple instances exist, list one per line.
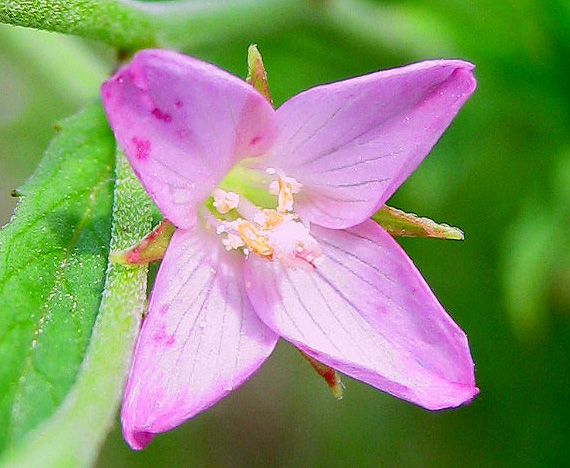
(0, 0), (156, 50)
(0, 0), (322, 52)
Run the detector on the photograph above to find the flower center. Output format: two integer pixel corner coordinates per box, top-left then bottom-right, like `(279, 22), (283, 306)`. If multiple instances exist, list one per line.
(205, 171), (321, 269)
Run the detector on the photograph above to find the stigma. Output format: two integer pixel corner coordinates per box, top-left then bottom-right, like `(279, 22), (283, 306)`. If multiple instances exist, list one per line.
(209, 175), (321, 269)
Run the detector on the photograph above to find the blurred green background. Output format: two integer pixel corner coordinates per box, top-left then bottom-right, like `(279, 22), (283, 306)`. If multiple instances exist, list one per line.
(1, 0), (570, 466)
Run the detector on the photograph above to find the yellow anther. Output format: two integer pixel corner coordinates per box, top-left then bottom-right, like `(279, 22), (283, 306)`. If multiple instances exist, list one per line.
(237, 220), (273, 258)
(277, 178), (294, 212)
(254, 209), (291, 230)
(210, 173), (317, 267)
(269, 176), (302, 213)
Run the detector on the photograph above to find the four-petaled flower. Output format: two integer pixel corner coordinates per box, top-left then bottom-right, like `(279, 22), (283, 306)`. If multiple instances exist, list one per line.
(101, 49), (478, 450)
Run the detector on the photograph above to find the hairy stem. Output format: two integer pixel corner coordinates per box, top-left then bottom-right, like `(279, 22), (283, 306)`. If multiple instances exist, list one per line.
(0, 0), (323, 52)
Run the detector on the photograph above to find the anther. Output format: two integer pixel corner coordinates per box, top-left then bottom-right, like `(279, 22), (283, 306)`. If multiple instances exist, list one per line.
(269, 176), (302, 212)
(213, 189), (240, 214)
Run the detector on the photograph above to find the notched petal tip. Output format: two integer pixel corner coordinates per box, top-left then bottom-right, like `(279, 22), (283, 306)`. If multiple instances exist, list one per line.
(428, 384), (479, 411)
(454, 64), (478, 91)
(122, 424), (155, 451)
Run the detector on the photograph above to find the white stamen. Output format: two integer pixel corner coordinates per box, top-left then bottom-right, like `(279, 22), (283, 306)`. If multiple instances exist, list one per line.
(209, 171), (320, 267)
(225, 219), (243, 232)
(222, 233), (245, 251)
(213, 189), (240, 214)
(268, 181), (279, 195)
(268, 176), (302, 195)
(253, 211), (268, 226)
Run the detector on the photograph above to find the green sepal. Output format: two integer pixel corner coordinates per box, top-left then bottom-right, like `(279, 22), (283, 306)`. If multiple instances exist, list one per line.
(247, 44), (273, 105)
(112, 219), (176, 264)
(373, 205), (464, 240)
(298, 350), (344, 400)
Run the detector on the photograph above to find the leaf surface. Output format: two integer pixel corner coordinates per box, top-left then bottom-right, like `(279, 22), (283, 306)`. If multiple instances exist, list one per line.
(0, 101), (114, 452)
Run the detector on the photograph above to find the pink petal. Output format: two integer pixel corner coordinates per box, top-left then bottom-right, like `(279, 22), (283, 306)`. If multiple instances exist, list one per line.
(122, 227), (278, 449)
(259, 60), (476, 229)
(101, 49), (278, 229)
(243, 220), (478, 410)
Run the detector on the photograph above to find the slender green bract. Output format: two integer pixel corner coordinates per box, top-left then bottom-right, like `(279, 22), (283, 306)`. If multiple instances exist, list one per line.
(0, 102), (152, 466)
(373, 205), (464, 240)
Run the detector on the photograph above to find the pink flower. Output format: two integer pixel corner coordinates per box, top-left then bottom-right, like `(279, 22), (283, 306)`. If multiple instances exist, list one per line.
(101, 49), (478, 450)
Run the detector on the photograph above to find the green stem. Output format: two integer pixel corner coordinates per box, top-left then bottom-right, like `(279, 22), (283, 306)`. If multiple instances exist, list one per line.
(0, 0), (322, 52)
(0, 149), (152, 468)
(0, 0), (157, 50)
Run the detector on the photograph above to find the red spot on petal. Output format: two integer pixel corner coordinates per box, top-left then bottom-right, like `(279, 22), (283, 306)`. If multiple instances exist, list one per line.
(151, 107), (172, 123)
(175, 100), (183, 109)
(152, 323), (175, 347)
(131, 137), (151, 160)
(250, 135), (262, 146)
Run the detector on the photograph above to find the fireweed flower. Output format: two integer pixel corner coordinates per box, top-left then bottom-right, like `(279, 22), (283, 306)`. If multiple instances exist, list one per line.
(101, 49), (478, 449)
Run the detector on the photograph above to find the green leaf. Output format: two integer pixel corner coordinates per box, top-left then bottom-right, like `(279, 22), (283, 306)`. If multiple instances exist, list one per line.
(372, 205), (464, 240)
(0, 101), (114, 453)
(0, 104), (153, 467)
(0, 148), (152, 468)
